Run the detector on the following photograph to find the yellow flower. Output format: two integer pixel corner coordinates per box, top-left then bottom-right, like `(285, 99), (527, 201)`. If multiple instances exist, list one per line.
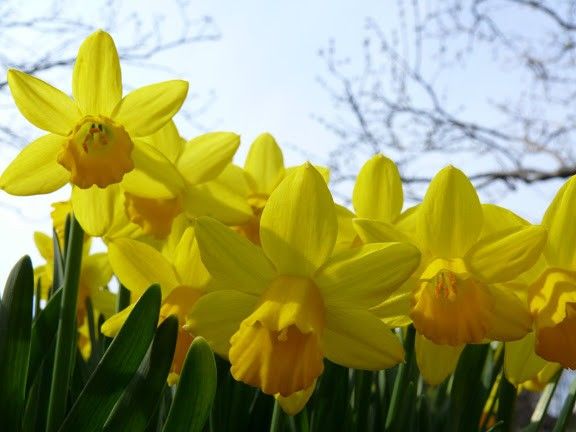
(355, 165), (546, 384)
(1, 29), (188, 195)
(122, 121), (247, 238)
(216, 133), (329, 244)
(527, 175), (576, 369)
(102, 217), (210, 384)
(187, 163), (421, 403)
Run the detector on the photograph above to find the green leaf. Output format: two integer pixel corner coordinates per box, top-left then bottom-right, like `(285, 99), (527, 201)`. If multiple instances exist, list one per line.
(163, 336), (217, 432)
(104, 315), (178, 432)
(58, 285), (162, 432)
(523, 371), (562, 432)
(0, 256), (35, 432)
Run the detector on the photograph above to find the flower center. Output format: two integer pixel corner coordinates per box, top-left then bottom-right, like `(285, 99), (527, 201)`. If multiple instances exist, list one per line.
(229, 275), (325, 396)
(58, 115), (134, 188)
(124, 192), (182, 239)
(410, 259), (493, 345)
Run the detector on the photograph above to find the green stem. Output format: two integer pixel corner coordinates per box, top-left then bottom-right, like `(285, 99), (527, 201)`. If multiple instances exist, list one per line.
(354, 370), (373, 432)
(385, 325), (416, 432)
(497, 374), (517, 432)
(46, 215), (84, 432)
(270, 400), (285, 432)
(524, 371), (562, 432)
(295, 409), (310, 432)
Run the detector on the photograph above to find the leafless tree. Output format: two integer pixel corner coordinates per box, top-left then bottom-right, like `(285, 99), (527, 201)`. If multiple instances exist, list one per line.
(0, 0), (220, 147)
(317, 0), (576, 199)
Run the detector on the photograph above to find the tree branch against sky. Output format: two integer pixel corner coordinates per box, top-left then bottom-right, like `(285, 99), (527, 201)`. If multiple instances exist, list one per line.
(0, 0), (219, 148)
(317, 0), (576, 201)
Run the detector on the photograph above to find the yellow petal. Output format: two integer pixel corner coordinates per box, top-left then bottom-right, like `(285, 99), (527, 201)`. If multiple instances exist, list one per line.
(244, 133), (285, 194)
(73, 30), (121, 115)
(71, 184), (120, 237)
(466, 226), (547, 283)
(108, 238), (178, 297)
(334, 204), (357, 253)
(34, 232), (53, 261)
(276, 382), (316, 416)
(353, 154), (403, 222)
(101, 304), (135, 337)
(214, 164), (252, 198)
(195, 217), (275, 296)
(480, 204), (528, 238)
(8, 69), (81, 135)
(484, 284), (532, 341)
(177, 132), (240, 185)
(89, 287), (117, 319)
(317, 242), (420, 309)
(504, 333), (551, 385)
(323, 308), (404, 369)
(143, 120), (183, 164)
(121, 143), (184, 199)
(112, 80), (189, 137)
(371, 286), (413, 327)
(171, 227), (211, 289)
(542, 176), (576, 268)
(0, 134), (68, 195)
(417, 166), (483, 258)
(415, 334), (463, 385)
(82, 253), (113, 292)
(353, 218), (415, 244)
(260, 163), (337, 276)
(183, 181), (253, 225)
(186, 290), (257, 357)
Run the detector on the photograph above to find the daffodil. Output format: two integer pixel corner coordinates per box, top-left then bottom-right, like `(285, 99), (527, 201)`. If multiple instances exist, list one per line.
(526, 175), (576, 369)
(102, 216), (210, 384)
(122, 121), (249, 238)
(354, 165), (547, 384)
(218, 133), (329, 244)
(187, 163), (421, 411)
(0, 29), (188, 198)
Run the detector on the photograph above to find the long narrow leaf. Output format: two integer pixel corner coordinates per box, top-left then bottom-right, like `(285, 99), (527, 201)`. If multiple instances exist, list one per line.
(163, 336), (217, 432)
(0, 256), (34, 432)
(104, 315), (178, 432)
(58, 285), (161, 432)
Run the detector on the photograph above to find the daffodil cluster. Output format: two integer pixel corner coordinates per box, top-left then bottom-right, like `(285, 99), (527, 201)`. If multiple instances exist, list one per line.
(2, 29), (575, 418)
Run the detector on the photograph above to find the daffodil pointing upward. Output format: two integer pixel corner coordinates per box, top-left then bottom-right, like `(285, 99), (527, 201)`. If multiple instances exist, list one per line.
(187, 163), (421, 410)
(0, 30), (188, 194)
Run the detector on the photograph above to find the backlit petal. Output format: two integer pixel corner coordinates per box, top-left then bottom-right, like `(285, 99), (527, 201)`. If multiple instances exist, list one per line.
(121, 143), (184, 199)
(186, 290), (257, 357)
(353, 218), (414, 244)
(353, 154), (403, 222)
(323, 308), (404, 370)
(466, 226), (547, 283)
(112, 80), (189, 137)
(276, 383), (315, 416)
(480, 204), (528, 238)
(542, 176), (576, 268)
(371, 287), (413, 327)
(71, 184), (120, 237)
(195, 217), (275, 296)
(417, 166), (482, 258)
(260, 163), (337, 276)
(101, 304), (135, 337)
(484, 284), (532, 341)
(8, 69), (81, 135)
(177, 132), (240, 185)
(73, 30), (121, 115)
(415, 334), (463, 385)
(504, 333), (551, 385)
(108, 237), (178, 297)
(0, 134), (68, 195)
(317, 242), (420, 309)
(244, 133), (285, 194)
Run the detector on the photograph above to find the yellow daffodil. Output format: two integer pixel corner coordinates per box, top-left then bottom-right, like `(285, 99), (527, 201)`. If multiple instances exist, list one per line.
(187, 163), (421, 410)
(219, 133), (329, 244)
(355, 165), (547, 384)
(102, 217), (210, 384)
(122, 121), (248, 238)
(527, 175), (576, 369)
(0, 29), (188, 196)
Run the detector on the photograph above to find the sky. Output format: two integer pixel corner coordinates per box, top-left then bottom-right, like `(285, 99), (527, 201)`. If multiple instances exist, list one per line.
(0, 0), (563, 288)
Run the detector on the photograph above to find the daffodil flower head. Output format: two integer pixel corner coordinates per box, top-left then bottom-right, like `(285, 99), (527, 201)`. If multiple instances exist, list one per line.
(189, 163), (421, 405)
(529, 175), (576, 368)
(1, 30), (188, 195)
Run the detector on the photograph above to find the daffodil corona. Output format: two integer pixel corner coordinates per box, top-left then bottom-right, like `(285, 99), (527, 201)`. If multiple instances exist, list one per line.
(188, 163), (421, 411)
